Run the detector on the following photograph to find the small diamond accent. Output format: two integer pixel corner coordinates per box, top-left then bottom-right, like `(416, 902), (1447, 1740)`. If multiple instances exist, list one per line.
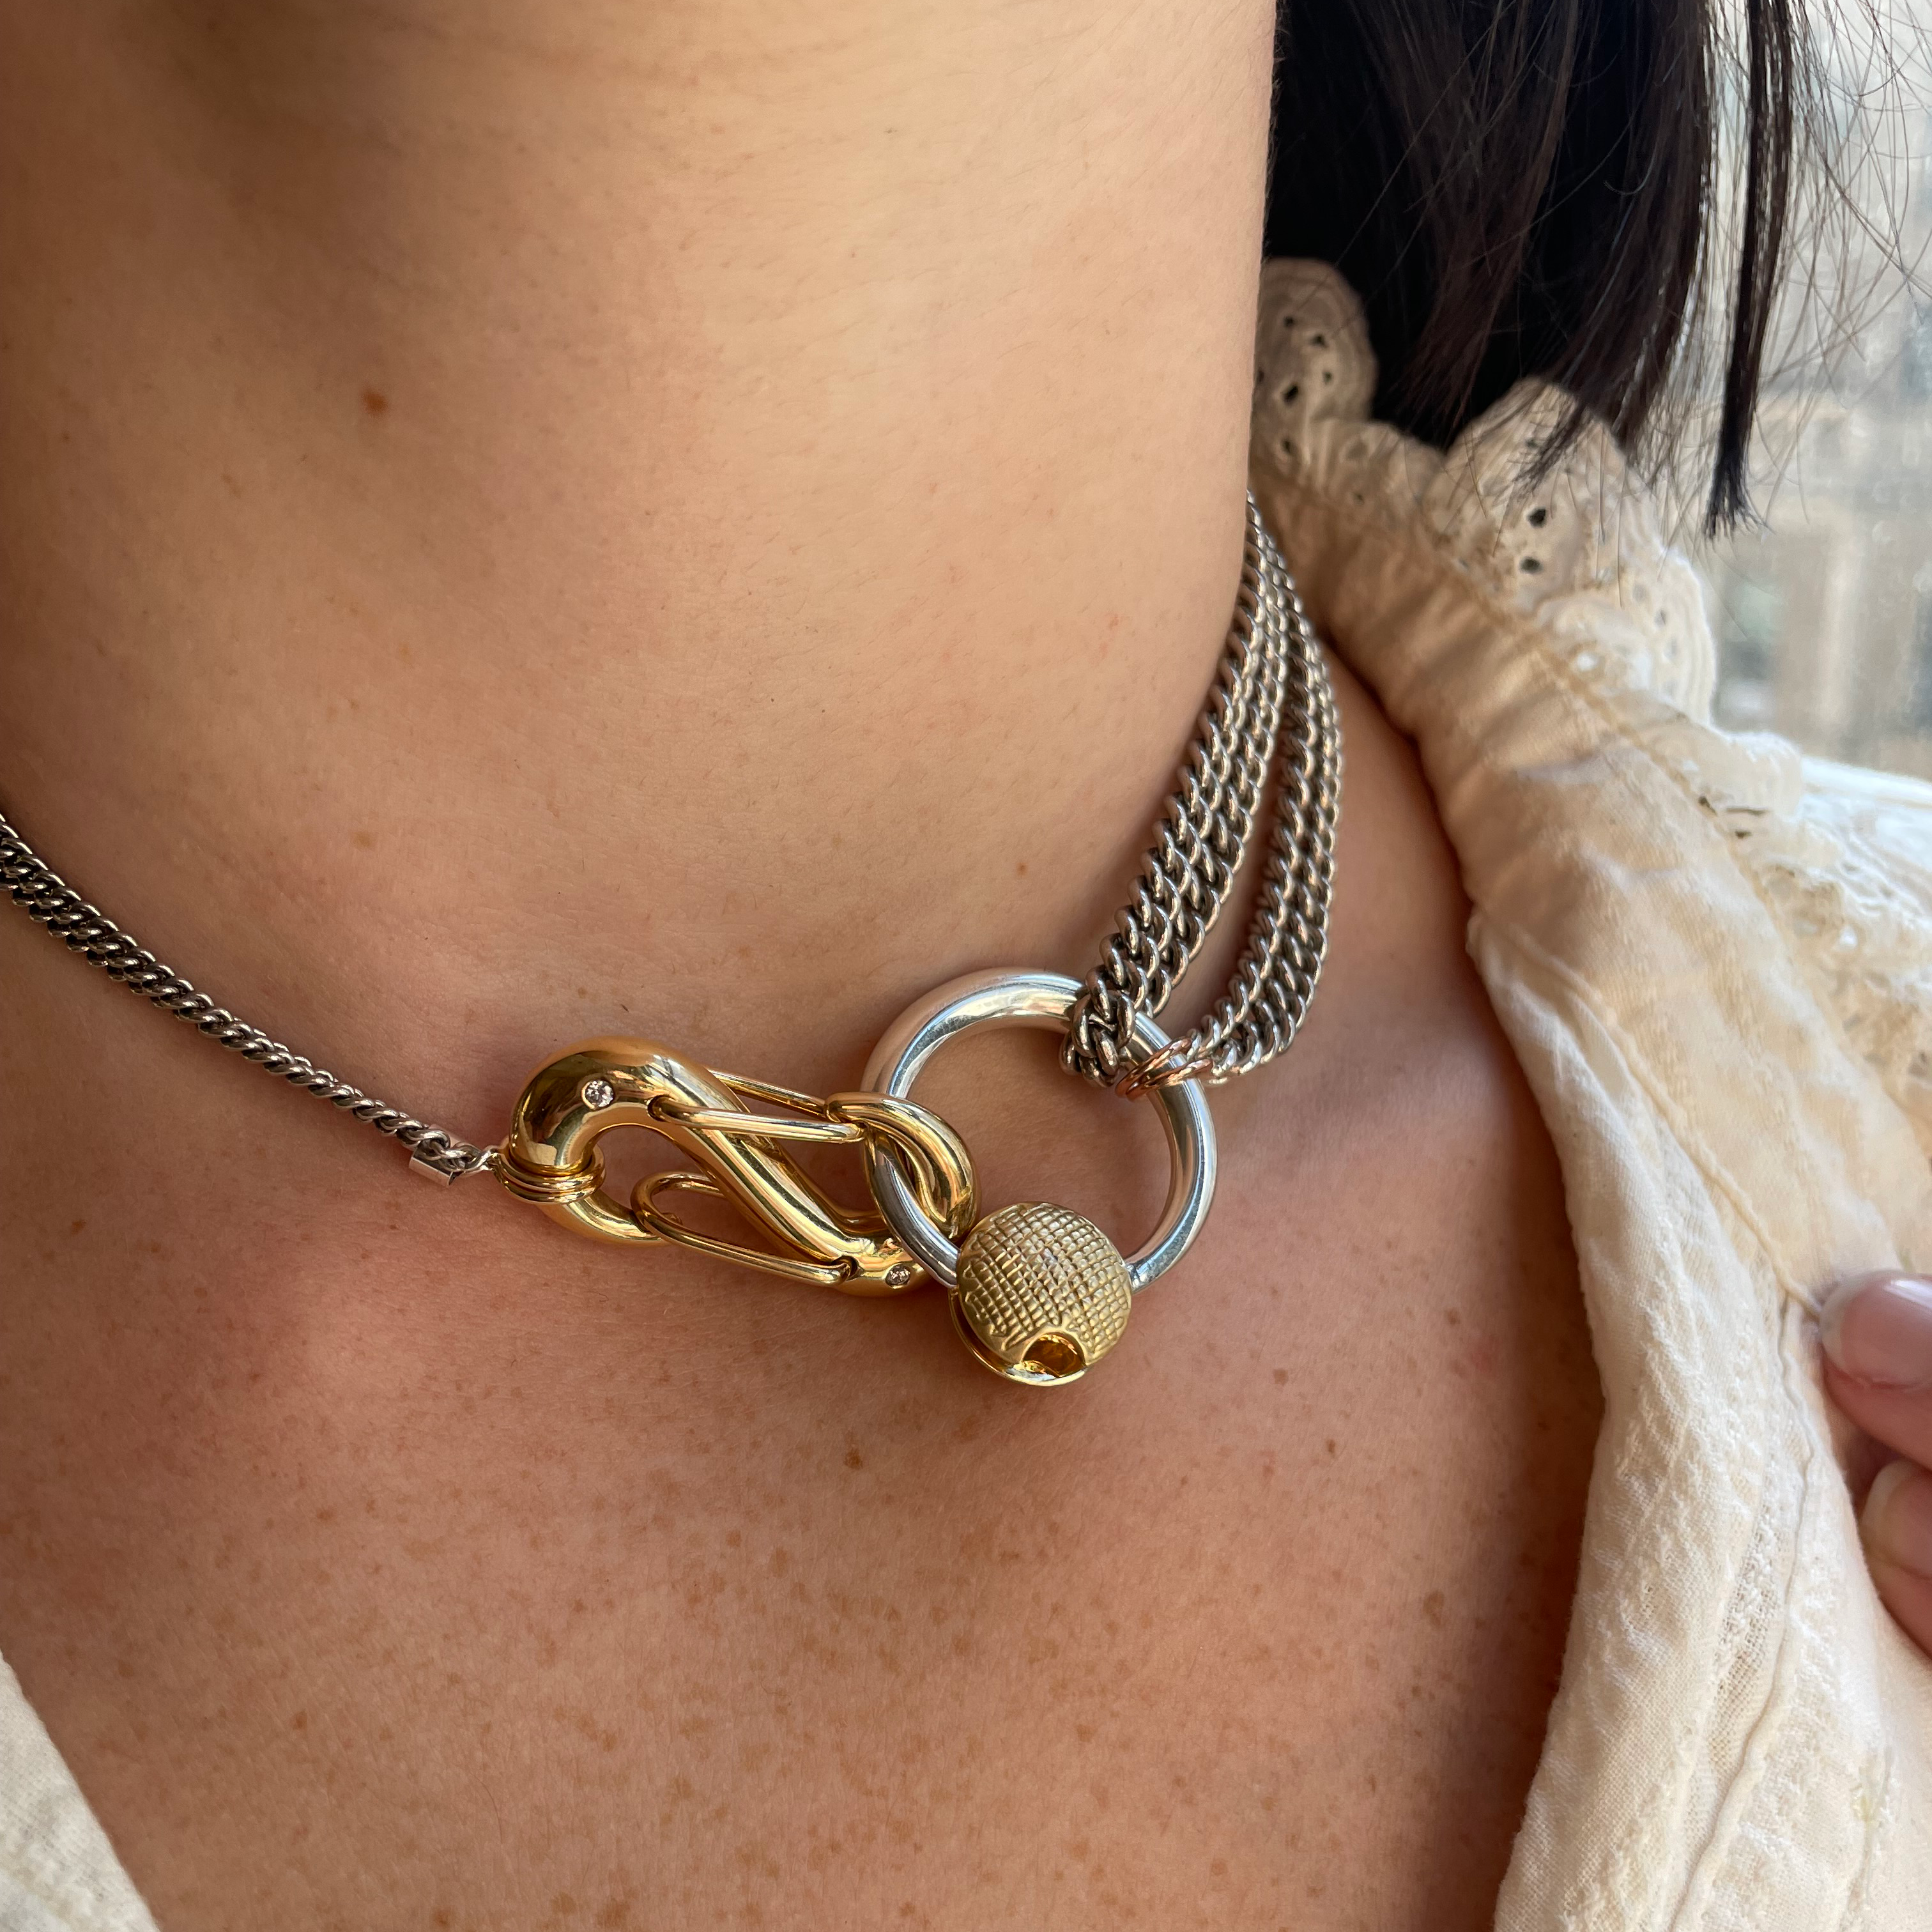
(580, 1078), (615, 1111)
(884, 1264), (914, 1289)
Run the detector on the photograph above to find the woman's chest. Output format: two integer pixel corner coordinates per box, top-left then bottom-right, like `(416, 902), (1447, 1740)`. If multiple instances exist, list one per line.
(0, 1021), (1597, 1932)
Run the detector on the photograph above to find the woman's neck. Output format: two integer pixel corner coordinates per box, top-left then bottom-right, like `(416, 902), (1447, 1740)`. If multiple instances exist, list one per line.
(0, 1), (1273, 1116)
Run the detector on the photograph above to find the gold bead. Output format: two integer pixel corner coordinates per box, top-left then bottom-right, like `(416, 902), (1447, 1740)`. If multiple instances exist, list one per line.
(951, 1203), (1133, 1385)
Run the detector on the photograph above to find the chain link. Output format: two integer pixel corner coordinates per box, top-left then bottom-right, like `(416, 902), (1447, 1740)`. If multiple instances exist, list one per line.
(1063, 493), (1342, 1089)
(0, 812), (493, 1181)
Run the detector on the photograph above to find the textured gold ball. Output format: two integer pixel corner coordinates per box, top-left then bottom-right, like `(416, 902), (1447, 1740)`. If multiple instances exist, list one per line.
(951, 1203), (1133, 1385)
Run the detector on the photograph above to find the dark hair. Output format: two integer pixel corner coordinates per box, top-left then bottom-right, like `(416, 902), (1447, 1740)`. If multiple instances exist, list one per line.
(1266, 0), (1808, 529)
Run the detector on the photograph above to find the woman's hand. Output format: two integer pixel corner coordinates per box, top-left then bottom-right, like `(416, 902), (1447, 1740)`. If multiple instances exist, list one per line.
(1823, 1274), (1932, 1655)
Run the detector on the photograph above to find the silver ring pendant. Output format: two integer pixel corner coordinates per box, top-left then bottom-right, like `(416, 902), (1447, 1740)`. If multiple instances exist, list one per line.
(861, 969), (1217, 1293)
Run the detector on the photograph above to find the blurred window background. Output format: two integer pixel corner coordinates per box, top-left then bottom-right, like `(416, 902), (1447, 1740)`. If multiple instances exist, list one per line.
(1699, 20), (1932, 776)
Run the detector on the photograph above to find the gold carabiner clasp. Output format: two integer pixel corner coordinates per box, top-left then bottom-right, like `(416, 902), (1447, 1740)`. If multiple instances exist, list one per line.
(493, 1038), (977, 1294)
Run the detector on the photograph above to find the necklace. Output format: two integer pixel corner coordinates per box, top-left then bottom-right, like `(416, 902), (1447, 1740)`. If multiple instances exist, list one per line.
(1, 495), (1340, 1385)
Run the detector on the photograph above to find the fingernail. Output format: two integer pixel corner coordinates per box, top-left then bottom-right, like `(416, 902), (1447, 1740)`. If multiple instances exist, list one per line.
(1862, 1460), (1932, 1579)
(1820, 1273), (1932, 1388)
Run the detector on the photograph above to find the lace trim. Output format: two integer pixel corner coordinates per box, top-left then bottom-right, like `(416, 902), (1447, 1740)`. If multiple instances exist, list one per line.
(1252, 260), (1718, 718)
(1746, 782), (1932, 1156)
(1252, 257), (1932, 1152)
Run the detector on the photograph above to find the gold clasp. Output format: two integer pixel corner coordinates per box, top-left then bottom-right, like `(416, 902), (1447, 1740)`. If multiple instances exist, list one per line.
(493, 1038), (977, 1294)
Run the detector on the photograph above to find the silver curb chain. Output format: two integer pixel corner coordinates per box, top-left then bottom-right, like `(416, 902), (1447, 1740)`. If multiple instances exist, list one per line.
(1, 493), (1338, 1176)
(1063, 494), (1341, 1089)
(0, 819), (493, 1181)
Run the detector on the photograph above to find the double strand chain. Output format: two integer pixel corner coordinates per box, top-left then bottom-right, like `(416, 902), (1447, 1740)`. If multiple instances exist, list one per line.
(1, 493), (1341, 1384)
(1064, 494), (1340, 1090)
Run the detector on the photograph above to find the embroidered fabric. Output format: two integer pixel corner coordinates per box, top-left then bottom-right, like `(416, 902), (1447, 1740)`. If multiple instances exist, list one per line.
(1254, 260), (1717, 714)
(1254, 257), (1932, 1161)
(0, 1655), (155, 1931)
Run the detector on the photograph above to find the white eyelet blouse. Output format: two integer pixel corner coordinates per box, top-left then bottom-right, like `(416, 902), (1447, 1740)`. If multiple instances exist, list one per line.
(4, 261), (1931, 1929)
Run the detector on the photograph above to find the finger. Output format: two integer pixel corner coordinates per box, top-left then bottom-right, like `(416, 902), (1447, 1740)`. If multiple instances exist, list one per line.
(1820, 1273), (1932, 1471)
(1862, 1460), (1932, 1653)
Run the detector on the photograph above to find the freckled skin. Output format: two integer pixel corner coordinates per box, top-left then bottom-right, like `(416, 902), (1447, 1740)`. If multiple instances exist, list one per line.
(0, 1), (1599, 1924)
(0, 651), (1596, 1930)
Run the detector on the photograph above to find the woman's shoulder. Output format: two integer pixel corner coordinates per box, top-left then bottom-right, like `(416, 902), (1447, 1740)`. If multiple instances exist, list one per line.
(1250, 258), (1932, 1929)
